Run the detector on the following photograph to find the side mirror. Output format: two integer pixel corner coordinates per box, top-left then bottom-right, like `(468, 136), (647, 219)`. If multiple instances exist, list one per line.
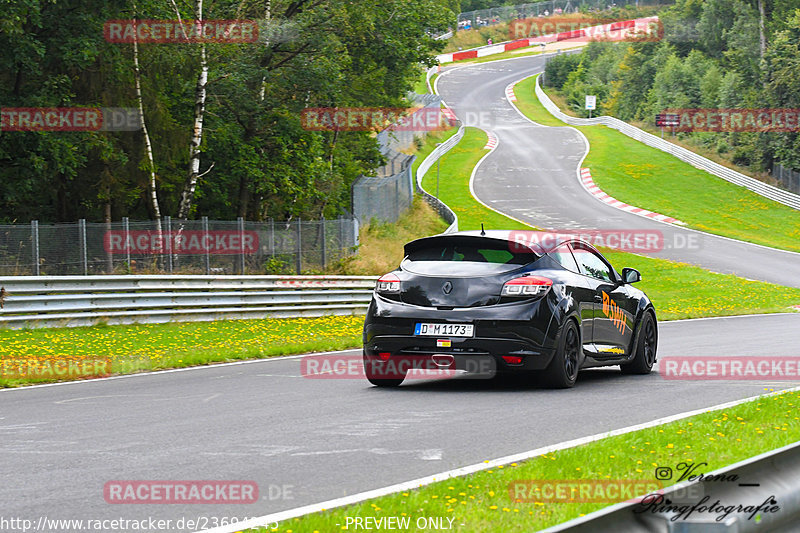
(621, 267), (641, 284)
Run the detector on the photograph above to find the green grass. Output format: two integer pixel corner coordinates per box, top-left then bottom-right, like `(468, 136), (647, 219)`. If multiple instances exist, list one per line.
(338, 197), (449, 276)
(420, 126), (800, 320)
(245, 389), (800, 532)
(513, 75), (800, 253)
(0, 315), (364, 387)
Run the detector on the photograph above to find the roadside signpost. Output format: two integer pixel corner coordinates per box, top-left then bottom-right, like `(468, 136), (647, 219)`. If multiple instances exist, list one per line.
(656, 113), (679, 138)
(585, 95), (596, 119)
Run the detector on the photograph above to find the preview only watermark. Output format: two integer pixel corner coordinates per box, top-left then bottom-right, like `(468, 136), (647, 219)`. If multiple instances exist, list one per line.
(103, 481), (259, 504)
(664, 109), (800, 132)
(0, 108), (141, 132)
(661, 357), (800, 380)
(103, 230), (259, 255)
(103, 20), (258, 43)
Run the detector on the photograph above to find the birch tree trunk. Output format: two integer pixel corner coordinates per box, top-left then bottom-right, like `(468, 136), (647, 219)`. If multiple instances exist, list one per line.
(132, 1), (162, 227)
(177, 0), (209, 220)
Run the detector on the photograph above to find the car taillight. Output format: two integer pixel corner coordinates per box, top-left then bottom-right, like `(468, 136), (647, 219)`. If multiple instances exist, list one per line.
(501, 275), (552, 297)
(376, 272), (400, 293)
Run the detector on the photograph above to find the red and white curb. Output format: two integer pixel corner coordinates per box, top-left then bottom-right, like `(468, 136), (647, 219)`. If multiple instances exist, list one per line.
(580, 168), (684, 225)
(483, 131), (498, 150)
(441, 107), (457, 123)
(505, 83), (517, 102)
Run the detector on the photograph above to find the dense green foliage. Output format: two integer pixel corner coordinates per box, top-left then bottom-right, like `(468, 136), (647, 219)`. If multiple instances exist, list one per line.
(0, 0), (453, 223)
(544, 0), (800, 173)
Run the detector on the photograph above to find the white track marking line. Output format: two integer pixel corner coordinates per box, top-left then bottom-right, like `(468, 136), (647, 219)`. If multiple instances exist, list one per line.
(198, 384), (800, 533)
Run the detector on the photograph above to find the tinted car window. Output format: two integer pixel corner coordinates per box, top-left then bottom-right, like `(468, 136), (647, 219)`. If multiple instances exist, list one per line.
(407, 243), (535, 265)
(550, 244), (579, 272)
(572, 242), (613, 281)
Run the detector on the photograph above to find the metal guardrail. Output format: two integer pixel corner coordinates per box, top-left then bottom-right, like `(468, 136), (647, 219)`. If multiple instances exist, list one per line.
(545, 439), (800, 532)
(415, 119), (464, 233)
(535, 76), (800, 211)
(0, 275), (378, 329)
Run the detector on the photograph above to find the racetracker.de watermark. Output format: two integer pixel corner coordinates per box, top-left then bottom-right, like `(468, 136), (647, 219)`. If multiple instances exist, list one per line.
(663, 109), (800, 132)
(301, 354), (496, 380)
(1, 108), (142, 132)
(103, 481), (259, 504)
(508, 479), (664, 503)
(661, 356), (800, 380)
(300, 107), (453, 132)
(104, 20), (258, 43)
(1, 357), (111, 380)
(509, 230), (702, 254)
(509, 16), (663, 42)
(103, 230), (259, 255)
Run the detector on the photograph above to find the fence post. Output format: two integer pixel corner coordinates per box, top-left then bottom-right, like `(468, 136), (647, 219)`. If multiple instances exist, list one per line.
(202, 216), (210, 274)
(237, 216), (246, 274)
(269, 218), (275, 257)
(394, 178), (400, 220)
(123, 217), (131, 271)
(78, 218), (88, 275)
(295, 218), (302, 274)
(320, 217), (327, 271)
(165, 216), (173, 273)
(31, 220), (40, 276)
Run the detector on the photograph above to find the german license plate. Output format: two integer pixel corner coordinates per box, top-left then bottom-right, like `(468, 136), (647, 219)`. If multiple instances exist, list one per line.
(414, 323), (474, 337)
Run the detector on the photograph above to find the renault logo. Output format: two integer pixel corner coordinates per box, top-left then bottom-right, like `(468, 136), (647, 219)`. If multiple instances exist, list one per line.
(442, 281), (453, 294)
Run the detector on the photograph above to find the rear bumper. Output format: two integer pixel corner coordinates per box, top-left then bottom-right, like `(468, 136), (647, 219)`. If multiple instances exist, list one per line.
(363, 295), (559, 374)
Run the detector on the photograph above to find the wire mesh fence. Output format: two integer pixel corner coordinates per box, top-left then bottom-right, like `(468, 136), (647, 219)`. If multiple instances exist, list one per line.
(0, 217), (358, 276)
(352, 94), (449, 224)
(772, 164), (800, 195)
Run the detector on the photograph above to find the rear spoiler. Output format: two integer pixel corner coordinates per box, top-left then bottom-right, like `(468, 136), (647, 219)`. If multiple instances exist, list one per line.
(403, 233), (543, 257)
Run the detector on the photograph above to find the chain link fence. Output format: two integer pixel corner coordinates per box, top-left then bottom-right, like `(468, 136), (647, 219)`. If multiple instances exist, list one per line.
(352, 93), (448, 224)
(0, 217), (358, 276)
(457, 0), (668, 30)
(772, 164), (800, 195)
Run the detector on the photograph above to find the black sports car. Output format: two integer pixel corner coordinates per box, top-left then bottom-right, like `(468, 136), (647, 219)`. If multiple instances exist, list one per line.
(362, 230), (658, 388)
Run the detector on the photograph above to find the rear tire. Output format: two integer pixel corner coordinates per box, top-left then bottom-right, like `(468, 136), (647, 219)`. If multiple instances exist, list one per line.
(363, 354), (405, 387)
(542, 320), (580, 389)
(620, 311), (657, 375)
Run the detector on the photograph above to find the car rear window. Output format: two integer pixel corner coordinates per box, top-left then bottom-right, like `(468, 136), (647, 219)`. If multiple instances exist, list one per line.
(407, 243), (535, 265)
